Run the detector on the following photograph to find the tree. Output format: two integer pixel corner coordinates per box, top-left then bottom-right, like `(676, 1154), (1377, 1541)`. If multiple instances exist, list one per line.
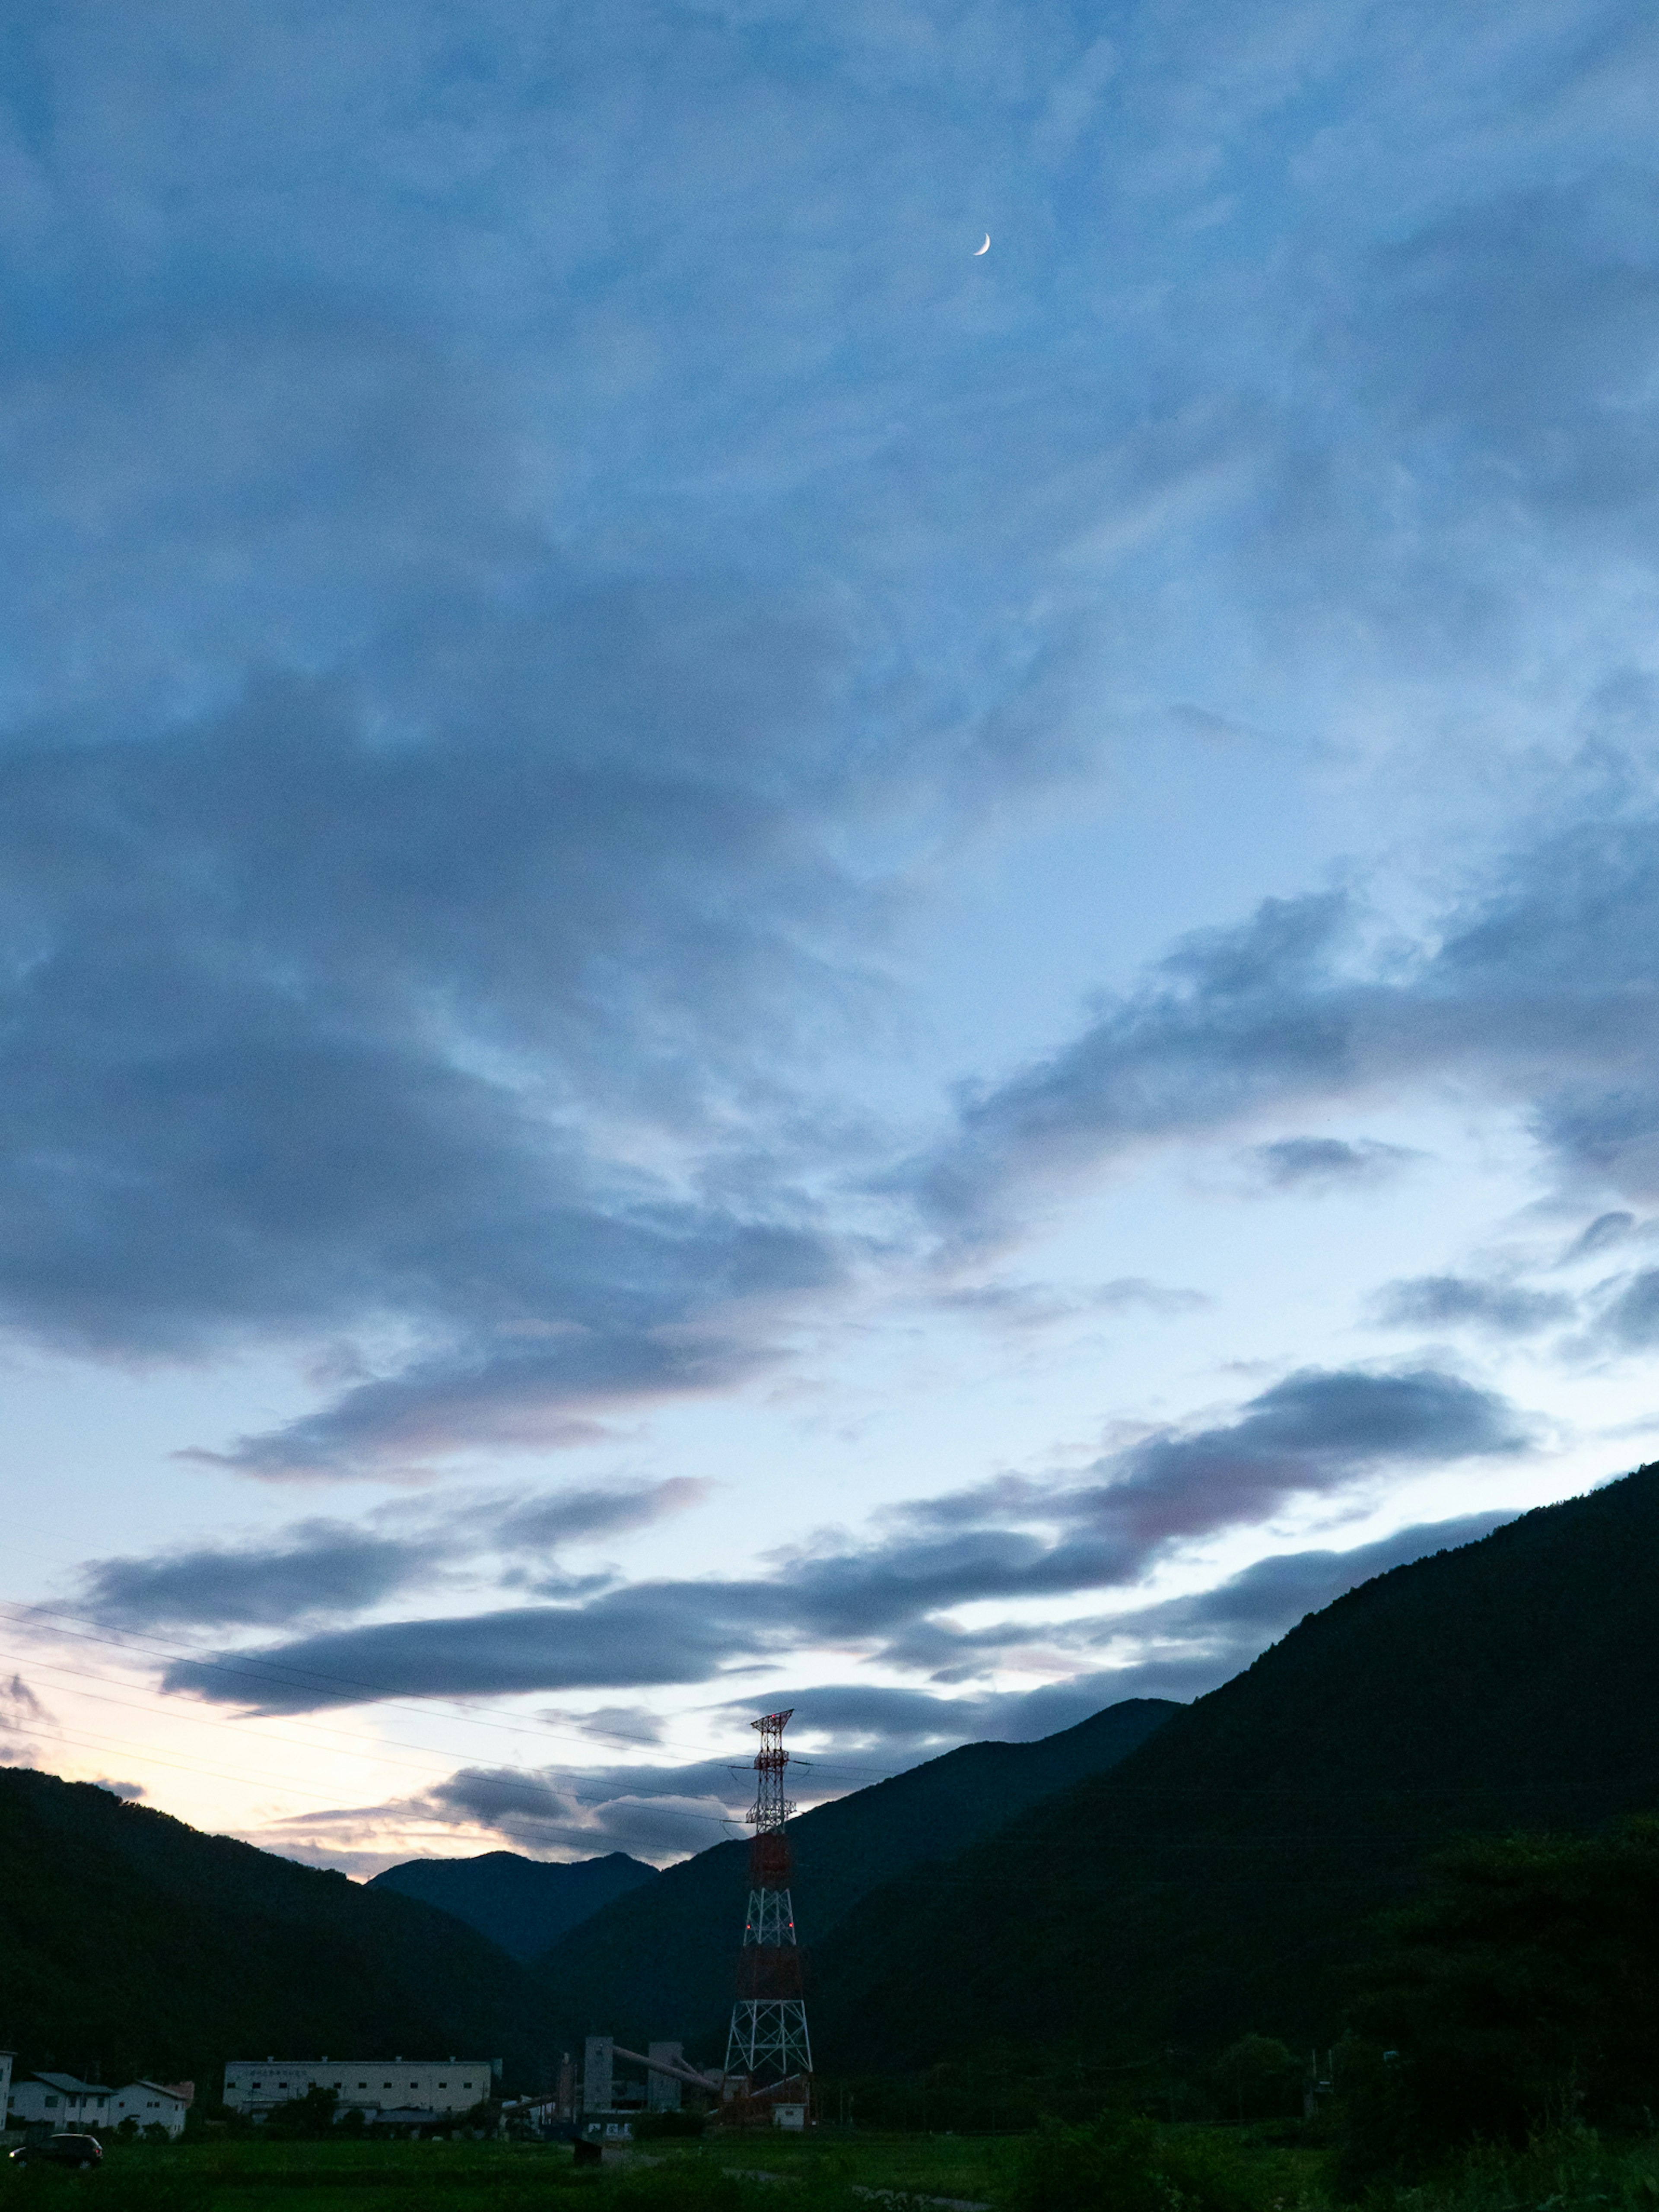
(1208, 2037), (1300, 2123)
(1338, 1818), (1659, 2177)
(262, 2085), (340, 2139)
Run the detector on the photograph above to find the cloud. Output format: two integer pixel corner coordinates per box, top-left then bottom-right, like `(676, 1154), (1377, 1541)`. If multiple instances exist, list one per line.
(3, 0), (1659, 1491)
(492, 1479), (712, 1550)
(425, 1765), (742, 1859)
(911, 812), (1659, 1242)
(0, 1673), (52, 1767)
(77, 1522), (448, 1634)
(237, 1508), (1524, 1863)
(156, 1363), (1529, 1712)
(72, 1478), (711, 1632)
(537, 1703), (668, 1750)
(1090, 1510), (1516, 1651)
(1250, 1136), (1419, 1190)
(882, 1505), (1523, 1693)
(1559, 1211), (1637, 1265)
(1595, 1269), (1659, 1350)
(0, 655), (869, 1476)
(933, 1277), (1208, 1328)
(1369, 1275), (1577, 1337)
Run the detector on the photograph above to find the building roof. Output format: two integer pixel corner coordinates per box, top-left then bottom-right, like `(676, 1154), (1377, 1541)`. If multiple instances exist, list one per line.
(225, 2059), (486, 2069)
(29, 2075), (112, 2096)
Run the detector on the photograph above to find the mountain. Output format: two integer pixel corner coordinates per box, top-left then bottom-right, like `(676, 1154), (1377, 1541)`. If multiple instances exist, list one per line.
(810, 1464), (1659, 2067)
(368, 1850), (657, 1961)
(0, 1769), (547, 2092)
(534, 1697), (1177, 2058)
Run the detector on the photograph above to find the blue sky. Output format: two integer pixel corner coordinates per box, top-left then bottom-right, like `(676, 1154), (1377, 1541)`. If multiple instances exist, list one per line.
(3, 0), (1659, 1869)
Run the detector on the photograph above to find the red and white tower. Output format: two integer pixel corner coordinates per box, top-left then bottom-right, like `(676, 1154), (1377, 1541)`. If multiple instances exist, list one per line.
(725, 1707), (812, 2086)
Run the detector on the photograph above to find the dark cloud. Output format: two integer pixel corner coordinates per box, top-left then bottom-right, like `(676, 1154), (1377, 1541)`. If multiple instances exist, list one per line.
(1559, 1211), (1637, 1265)
(76, 1522), (446, 1633)
(0, 659), (862, 1474)
(0, 1674), (51, 1767)
(0, 1675), (47, 1721)
(1091, 1511), (1515, 1649)
(881, 1508), (1521, 1693)
(537, 1703), (668, 1750)
(245, 1510), (1524, 1861)
(424, 1764), (741, 1860)
(73, 1479), (711, 1632)
(1595, 1269), (1659, 1350)
(492, 1479), (711, 1551)
(1369, 1275), (1576, 1337)
(1251, 1137), (1419, 1190)
(913, 815), (1659, 1240)
(1019, 1366), (1528, 1570)
(157, 1364), (1529, 1712)
(3, 3), (1658, 1491)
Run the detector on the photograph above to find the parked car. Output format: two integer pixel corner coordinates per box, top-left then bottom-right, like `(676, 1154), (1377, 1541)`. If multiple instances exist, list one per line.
(10, 2134), (104, 2169)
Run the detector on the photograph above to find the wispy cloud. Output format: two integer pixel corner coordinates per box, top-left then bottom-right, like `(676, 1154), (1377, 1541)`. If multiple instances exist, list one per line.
(1369, 1276), (1577, 1337)
(72, 1477), (709, 1633)
(237, 1507), (1520, 1864)
(149, 1363), (1529, 1712)
(909, 813), (1659, 1246)
(1249, 1137), (1421, 1191)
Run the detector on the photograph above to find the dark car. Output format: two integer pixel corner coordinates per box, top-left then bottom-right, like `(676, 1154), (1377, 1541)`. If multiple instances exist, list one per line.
(9, 2135), (104, 2169)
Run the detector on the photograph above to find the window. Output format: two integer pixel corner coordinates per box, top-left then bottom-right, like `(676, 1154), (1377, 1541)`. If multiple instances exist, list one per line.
(357, 2083), (367, 2090)
(45, 2099), (57, 2110)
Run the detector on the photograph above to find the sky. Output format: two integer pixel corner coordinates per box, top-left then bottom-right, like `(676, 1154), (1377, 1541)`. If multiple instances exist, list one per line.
(3, 0), (1659, 1876)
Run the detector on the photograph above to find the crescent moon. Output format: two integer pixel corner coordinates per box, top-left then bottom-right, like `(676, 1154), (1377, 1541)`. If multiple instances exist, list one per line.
(974, 233), (991, 254)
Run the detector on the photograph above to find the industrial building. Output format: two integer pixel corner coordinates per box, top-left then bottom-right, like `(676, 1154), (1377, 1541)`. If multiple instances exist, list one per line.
(221, 2058), (493, 2122)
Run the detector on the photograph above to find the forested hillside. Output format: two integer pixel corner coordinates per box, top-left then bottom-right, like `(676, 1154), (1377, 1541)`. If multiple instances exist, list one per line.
(811, 1465), (1659, 2066)
(0, 1770), (546, 2091)
(535, 1698), (1176, 2056)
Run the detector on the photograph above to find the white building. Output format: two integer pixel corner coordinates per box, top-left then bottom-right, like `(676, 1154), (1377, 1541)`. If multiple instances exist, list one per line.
(110, 2083), (192, 2139)
(221, 2059), (492, 2121)
(8, 2075), (112, 2129)
(0, 2054), (12, 2128)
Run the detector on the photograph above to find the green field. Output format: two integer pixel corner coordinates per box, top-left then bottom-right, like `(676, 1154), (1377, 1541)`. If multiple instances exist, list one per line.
(0, 2133), (1012, 2212)
(7, 2120), (1652, 2212)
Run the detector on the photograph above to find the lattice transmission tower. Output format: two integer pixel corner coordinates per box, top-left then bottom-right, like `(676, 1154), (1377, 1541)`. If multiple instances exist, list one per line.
(725, 1707), (812, 2086)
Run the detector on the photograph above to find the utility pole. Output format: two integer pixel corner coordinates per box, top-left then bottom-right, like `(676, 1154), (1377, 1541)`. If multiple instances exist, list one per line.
(725, 1709), (812, 2090)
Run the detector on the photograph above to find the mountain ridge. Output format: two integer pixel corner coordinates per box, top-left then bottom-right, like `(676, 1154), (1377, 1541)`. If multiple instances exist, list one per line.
(369, 1848), (657, 1962)
(810, 1466), (1659, 2066)
(533, 1696), (1178, 2056)
(0, 1767), (547, 2091)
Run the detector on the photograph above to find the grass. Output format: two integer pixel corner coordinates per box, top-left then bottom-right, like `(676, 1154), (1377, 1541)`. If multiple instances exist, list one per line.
(14, 2120), (1659, 2212)
(0, 2132), (1012, 2212)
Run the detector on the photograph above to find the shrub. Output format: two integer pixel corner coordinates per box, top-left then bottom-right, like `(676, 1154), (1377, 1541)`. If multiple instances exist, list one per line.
(1001, 2114), (1271, 2212)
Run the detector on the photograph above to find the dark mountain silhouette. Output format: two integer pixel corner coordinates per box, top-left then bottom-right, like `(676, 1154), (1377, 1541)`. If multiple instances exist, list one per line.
(0, 1768), (546, 2091)
(369, 1849), (656, 1961)
(534, 1697), (1176, 2056)
(810, 1465), (1659, 2067)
